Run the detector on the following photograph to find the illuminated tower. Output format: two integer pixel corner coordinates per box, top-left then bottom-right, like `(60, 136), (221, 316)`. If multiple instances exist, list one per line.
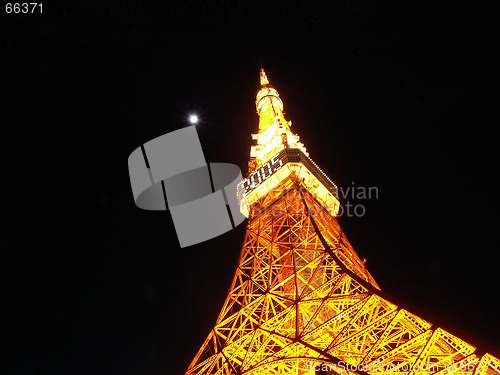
(185, 69), (499, 375)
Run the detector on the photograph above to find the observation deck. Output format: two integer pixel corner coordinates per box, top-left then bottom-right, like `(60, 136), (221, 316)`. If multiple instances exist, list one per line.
(238, 148), (340, 218)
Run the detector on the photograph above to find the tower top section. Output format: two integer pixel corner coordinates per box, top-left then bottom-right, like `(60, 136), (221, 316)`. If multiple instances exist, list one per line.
(250, 68), (308, 172)
(260, 68), (270, 86)
(239, 69), (340, 218)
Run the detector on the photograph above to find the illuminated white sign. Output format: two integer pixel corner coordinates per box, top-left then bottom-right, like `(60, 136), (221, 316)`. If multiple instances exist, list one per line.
(241, 154), (284, 198)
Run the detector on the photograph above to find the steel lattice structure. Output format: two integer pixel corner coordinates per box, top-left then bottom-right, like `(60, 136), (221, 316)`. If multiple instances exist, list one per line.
(185, 69), (499, 375)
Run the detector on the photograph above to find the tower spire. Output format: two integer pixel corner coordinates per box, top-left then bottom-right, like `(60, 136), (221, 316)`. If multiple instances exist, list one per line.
(250, 68), (308, 172)
(259, 67), (270, 86)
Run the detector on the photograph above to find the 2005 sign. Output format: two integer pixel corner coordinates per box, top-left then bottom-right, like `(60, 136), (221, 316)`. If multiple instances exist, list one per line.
(5, 3), (42, 13)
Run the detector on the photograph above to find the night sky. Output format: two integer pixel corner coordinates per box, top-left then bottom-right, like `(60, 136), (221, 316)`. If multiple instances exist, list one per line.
(2, 1), (499, 374)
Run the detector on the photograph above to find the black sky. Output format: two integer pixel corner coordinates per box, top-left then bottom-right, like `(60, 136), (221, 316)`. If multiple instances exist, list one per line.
(2, 1), (499, 374)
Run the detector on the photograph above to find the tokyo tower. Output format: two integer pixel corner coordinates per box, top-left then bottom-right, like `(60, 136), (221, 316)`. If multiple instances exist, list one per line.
(185, 69), (500, 375)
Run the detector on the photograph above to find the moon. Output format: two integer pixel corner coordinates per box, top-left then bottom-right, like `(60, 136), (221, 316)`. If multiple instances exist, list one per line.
(189, 115), (198, 124)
